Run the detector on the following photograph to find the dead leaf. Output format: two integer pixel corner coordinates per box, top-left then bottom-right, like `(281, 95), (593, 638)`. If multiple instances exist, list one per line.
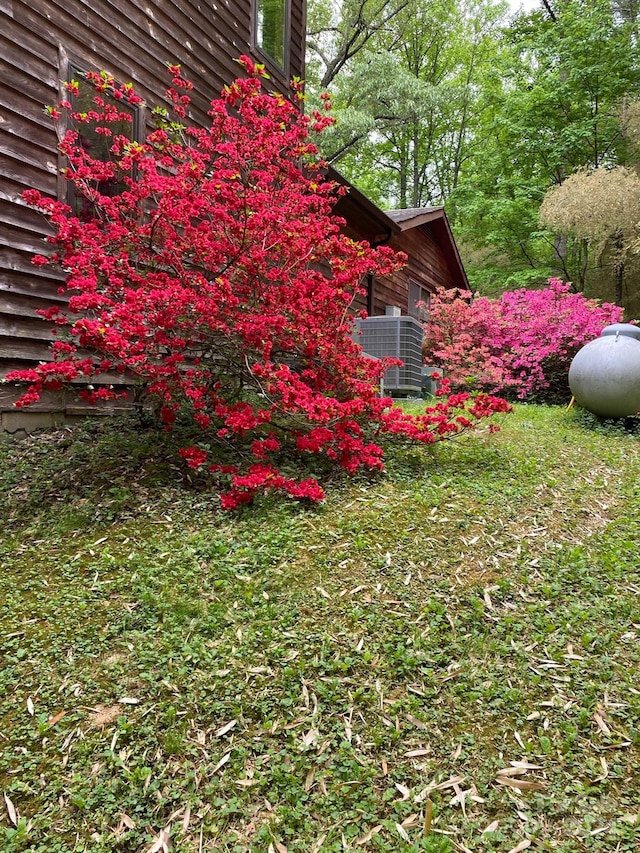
(121, 812), (135, 829)
(182, 805), (190, 832)
(212, 752), (231, 774)
(47, 711), (66, 726)
(302, 729), (319, 747)
(147, 826), (170, 853)
(395, 783), (410, 800)
(4, 793), (17, 827)
(483, 820), (499, 833)
(304, 767), (316, 792)
(214, 719), (238, 737)
(404, 748), (430, 757)
(355, 825), (383, 846)
(594, 711), (611, 735)
(430, 775), (466, 792)
(495, 776), (546, 792)
(395, 823), (410, 842)
(27, 697), (34, 716)
(594, 756), (609, 782)
(118, 697), (140, 705)
(507, 841), (531, 853)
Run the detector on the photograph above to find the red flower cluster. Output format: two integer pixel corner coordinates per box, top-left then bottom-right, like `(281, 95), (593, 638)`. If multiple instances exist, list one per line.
(9, 61), (510, 508)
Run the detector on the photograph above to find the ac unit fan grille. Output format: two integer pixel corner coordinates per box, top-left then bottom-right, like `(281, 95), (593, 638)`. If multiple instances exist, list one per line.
(355, 316), (423, 393)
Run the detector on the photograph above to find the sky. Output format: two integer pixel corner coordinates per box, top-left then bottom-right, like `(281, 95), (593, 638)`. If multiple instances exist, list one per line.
(508, 0), (543, 11)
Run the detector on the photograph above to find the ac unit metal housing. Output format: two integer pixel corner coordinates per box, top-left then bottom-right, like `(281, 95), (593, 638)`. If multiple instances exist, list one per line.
(355, 315), (424, 395)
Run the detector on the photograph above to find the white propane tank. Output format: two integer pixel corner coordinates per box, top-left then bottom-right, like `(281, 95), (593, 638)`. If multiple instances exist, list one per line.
(569, 325), (640, 417)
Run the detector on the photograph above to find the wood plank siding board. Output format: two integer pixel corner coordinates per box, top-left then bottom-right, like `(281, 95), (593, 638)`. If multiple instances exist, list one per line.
(0, 313), (57, 342)
(0, 222), (53, 256)
(0, 156), (58, 195)
(0, 274), (66, 303)
(0, 199), (53, 236)
(0, 290), (64, 318)
(1, 0), (307, 414)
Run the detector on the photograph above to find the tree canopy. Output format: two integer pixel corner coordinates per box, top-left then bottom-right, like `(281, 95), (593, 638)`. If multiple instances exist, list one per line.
(306, 0), (640, 311)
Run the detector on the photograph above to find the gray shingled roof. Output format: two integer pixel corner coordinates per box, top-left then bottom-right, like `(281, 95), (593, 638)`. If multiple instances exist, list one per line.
(385, 207), (443, 222)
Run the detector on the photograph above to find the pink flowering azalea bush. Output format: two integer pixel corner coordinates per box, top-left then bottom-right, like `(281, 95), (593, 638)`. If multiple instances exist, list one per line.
(8, 60), (510, 508)
(424, 280), (624, 402)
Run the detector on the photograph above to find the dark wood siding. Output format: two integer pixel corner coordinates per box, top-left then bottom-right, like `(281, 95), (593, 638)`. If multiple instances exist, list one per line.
(1, 0), (306, 421)
(369, 225), (457, 317)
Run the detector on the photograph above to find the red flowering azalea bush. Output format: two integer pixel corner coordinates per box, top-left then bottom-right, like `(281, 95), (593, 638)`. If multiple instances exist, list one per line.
(424, 280), (623, 402)
(8, 60), (510, 508)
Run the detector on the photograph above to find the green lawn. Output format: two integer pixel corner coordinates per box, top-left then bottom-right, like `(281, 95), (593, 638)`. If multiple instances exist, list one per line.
(1, 405), (640, 852)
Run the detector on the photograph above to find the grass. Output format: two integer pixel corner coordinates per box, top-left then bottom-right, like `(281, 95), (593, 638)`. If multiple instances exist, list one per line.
(1, 405), (640, 852)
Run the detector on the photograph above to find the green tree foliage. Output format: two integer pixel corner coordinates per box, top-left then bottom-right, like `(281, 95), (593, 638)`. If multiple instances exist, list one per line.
(306, 0), (506, 209)
(455, 0), (640, 294)
(306, 0), (640, 301)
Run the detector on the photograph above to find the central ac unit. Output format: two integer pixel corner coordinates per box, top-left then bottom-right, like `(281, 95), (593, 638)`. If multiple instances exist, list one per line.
(355, 315), (423, 395)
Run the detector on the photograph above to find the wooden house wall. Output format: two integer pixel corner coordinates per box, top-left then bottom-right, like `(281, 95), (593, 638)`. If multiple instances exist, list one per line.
(371, 225), (457, 317)
(1, 0), (306, 425)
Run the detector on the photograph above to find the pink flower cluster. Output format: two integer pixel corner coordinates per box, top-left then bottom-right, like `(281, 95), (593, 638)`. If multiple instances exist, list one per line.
(423, 280), (624, 402)
(9, 60), (510, 508)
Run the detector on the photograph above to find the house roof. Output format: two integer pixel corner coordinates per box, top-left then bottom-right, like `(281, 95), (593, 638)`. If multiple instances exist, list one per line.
(328, 169), (470, 292)
(328, 167), (401, 243)
(386, 207), (470, 291)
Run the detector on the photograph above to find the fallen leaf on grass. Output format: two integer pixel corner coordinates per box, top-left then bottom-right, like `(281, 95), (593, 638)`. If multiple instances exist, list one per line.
(395, 823), (410, 841)
(507, 841), (531, 853)
(147, 826), (170, 853)
(114, 812), (136, 837)
(395, 783), (411, 800)
(302, 729), (319, 747)
(4, 793), (17, 827)
(414, 776), (466, 802)
(304, 767), (316, 792)
(483, 821), (499, 833)
(118, 697), (140, 705)
(495, 777), (546, 792)
(593, 756), (609, 782)
(27, 697), (34, 716)
(212, 752), (231, 774)
(214, 719), (237, 737)
(509, 761), (542, 770)
(594, 710), (611, 735)
(355, 825), (383, 846)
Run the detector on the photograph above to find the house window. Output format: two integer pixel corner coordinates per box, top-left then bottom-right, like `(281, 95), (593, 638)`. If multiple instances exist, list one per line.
(66, 64), (140, 218)
(255, 0), (288, 69)
(408, 282), (431, 319)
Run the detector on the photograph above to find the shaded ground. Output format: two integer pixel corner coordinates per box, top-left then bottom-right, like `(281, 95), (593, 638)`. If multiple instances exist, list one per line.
(1, 405), (639, 852)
